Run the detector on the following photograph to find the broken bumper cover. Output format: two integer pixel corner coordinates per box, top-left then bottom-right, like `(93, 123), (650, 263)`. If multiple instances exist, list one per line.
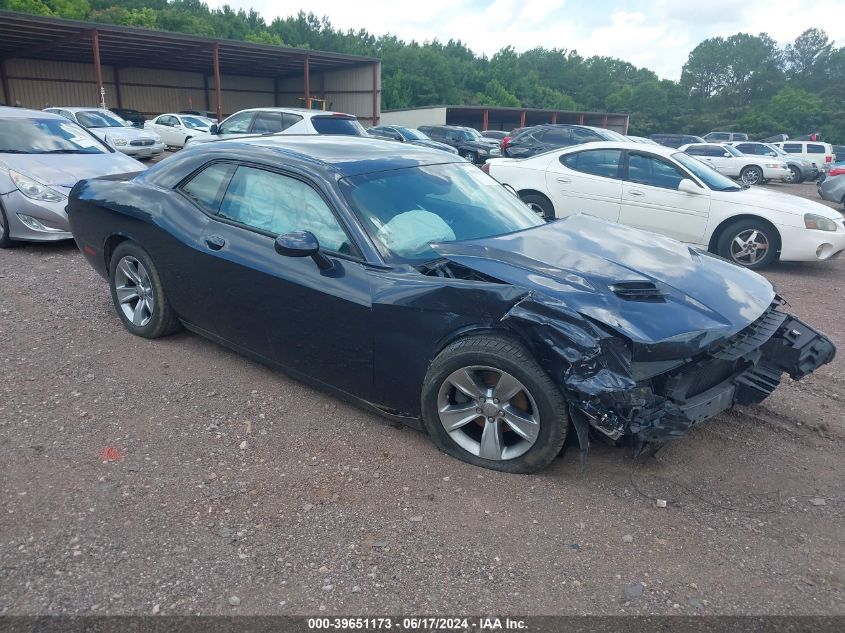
(573, 312), (835, 443)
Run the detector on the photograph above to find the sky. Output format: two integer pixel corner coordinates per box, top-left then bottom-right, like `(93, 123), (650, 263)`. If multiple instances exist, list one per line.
(206, 0), (845, 80)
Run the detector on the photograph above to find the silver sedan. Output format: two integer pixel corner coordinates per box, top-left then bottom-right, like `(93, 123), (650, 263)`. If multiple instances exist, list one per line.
(0, 107), (145, 246)
(818, 174), (845, 210)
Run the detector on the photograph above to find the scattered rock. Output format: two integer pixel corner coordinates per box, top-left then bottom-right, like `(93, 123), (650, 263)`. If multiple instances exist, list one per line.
(303, 503), (314, 512)
(655, 499), (667, 508)
(809, 498), (826, 506)
(624, 582), (644, 599)
(409, 515), (423, 522)
(622, 534), (633, 543)
(688, 597), (705, 609)
(228, 596), (241, 606)
(351, 585), (361, 593)
(319, 566), (329, 573)
(152, 604), (160, 614)
(239, 441), (248, 450)
(322, 584), (334, 592)
(371, 540), (388, 548)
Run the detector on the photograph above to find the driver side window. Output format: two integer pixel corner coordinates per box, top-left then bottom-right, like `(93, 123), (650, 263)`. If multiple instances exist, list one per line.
(217, 166), (350, 252)
(219, 112), (255, 135)
(627, 154), (685, 189)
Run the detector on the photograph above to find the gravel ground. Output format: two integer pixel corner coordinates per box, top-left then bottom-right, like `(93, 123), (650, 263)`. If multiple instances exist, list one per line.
(0, 177), (843, 616)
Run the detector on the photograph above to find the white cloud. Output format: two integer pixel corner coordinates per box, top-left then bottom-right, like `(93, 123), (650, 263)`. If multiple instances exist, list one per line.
(206, 0), (845, 80)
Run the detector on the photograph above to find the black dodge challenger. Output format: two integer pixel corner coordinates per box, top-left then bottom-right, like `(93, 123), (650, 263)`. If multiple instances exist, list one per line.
(67, 136), (835, 473)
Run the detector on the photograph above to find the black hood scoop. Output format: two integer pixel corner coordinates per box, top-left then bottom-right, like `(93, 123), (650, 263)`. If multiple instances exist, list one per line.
(608, 281), (666, 302)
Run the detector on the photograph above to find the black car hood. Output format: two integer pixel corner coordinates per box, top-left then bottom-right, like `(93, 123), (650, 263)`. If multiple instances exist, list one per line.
(431, 215), (776, 353)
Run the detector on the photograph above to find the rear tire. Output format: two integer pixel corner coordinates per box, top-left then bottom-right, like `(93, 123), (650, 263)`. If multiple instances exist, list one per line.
(716, 218), (779, 269)
(460, 150), (478, 163)
(108, 241), (181, 339)
(421, 335), (569, 474)
(519, 192), (555, 220)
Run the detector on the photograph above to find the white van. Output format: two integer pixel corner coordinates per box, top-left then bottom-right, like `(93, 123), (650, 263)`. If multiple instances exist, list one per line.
(771, 141), (836, 172)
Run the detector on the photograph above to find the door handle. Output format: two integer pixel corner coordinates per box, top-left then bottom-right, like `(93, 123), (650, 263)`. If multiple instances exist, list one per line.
(205, 235), (226, 250)
(629, 190), (645, 196)
(557, 177), (571, 183)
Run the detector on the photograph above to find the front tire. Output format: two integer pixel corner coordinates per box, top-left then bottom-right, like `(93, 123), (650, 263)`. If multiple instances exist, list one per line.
(108, 241), (181, 339)
(787, 165), (803, 184)
(519, 192), (554, 220)
(716, 218), (779, 269)
(740, 166), (763, 186)
(0, 203), (17, 249)
(421, 335), (569, 474)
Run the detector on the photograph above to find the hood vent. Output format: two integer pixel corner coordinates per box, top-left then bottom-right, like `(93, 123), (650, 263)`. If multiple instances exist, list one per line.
(609, 281), (665, 302)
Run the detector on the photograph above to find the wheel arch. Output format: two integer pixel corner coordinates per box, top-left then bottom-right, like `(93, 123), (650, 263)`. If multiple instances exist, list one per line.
(707, 214), (782, 254)
(103, 233), (131, 271)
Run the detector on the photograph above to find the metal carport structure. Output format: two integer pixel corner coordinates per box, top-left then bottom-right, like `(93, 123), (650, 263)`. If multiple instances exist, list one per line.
(0, 11), (381, 125)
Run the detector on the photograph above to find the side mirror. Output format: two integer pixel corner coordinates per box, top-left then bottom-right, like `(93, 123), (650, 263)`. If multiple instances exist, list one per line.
(274, 230), (333, 271)
(209, 123), (219, 135)
(394, 134), (404, 142)
(723, 152), (731, 157)
(678, 178), (703, 195)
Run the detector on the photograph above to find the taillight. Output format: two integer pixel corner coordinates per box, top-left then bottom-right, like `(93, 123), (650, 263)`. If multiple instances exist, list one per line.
(825, 155), (833, 162)
(481, 163), (490, 174)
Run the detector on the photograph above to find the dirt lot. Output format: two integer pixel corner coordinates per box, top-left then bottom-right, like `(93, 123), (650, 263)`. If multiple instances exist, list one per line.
(0, 179), (843, 616)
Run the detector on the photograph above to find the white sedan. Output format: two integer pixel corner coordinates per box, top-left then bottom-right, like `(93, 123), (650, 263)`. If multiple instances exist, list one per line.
(678, 142), (790, 185)
(144, 113), (211, 149)
(483, 141), (845, 269)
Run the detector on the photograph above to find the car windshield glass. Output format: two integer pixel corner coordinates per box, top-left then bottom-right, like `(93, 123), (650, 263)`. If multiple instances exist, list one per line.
(77, 110), (126, 128)
(311, 116), (365, 136)
(593, 129), (628, 141)
(0, 117), (109, 154)
(340, 162), (543, 263)
(399, 127), (428, 141)
(464, 129), (483, 140)
(181, 116), (209, 129)
(672, 152), (741, 191)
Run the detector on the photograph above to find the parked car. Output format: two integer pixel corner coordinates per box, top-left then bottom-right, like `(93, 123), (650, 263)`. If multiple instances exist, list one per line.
(818, 174), (845, 208)
(180, 110), (218, 122)
(187, 108), (366, 145)
(499, 126), (532, 155)
(771, 141), (836, 173)
(729, 141), (818, 183)
(366, 125), (458, 154)
(483, 141), (844, 268)
(110, 107), (146, 128)
(679, 143), (790, 185)
(145, 113), (212, 149)
(832, 145), (845, 162)
(481, 130), (507, 140)
(649, 133), (706, 148)
(760, 134), (789, 143)
(703, 131), (749, 142)
(43, 107), (164, 159)
(66, 136), (835, 473)
(500, 124), (627, 158)
(0, 106), (144, 247)
(417, 125), (500, 164)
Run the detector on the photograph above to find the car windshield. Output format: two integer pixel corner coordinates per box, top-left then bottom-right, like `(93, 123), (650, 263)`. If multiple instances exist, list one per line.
(341, 162), (544, 263)
(76, 110), (126, 128)
(311, 116), (365, 136)
(0, 117), (109, 154)
(672, 152), (741, 192)
(464, 129), (484, 140)
(592, 128), (628, 142)
(181, 116), (209, 129)
(399, 127), (429, 141)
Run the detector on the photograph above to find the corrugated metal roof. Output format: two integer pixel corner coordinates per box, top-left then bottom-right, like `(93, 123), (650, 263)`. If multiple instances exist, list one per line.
(0, 10), (378, 78)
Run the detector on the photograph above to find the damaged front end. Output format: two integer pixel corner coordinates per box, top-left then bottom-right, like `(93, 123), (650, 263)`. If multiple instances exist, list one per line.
(503, 293), (836, 450)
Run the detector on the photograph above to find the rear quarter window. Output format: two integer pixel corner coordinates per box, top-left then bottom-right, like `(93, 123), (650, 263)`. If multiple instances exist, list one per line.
(807, 144), (825, 154)
(311, 116), (365, 136)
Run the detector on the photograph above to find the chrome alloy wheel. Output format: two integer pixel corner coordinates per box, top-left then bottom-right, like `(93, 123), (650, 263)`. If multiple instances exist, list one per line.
(730, 229), (770, 266)
(114, 255), (155, 327)
(436, 365), (541, 461)
(741, 167), (763, 185)
(526, 202), (546, 218)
